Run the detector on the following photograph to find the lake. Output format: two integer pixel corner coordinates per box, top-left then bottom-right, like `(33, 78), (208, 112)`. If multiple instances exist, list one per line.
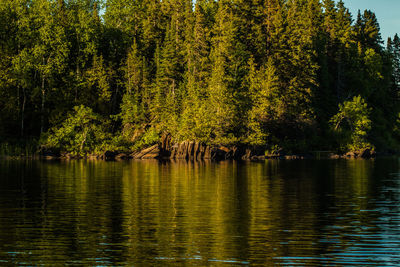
(0, 159), (399, 265)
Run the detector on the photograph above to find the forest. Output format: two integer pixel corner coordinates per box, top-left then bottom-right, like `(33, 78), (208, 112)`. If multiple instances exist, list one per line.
(1, 0), (400, 156)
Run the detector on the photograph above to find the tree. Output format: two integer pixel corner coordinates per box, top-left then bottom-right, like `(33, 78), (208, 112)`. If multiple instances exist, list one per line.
(390, 34), (400, 90)
(44, 105), (111, 155)
(1, 0), (398, 155)
(83, 55), (114, 114)
(246, 57), (281, 145)
(354, 9), (382, 52)
(30, 0), (70, 133)
(153, 20), (183, 133)
(331, 96), (372, 151)
(103, 0), (143, 45)
(119, 40), (150, 140)
(269, 0), (320, 145)
(179, 1), (212, 141)
(207, 0), (250, 144)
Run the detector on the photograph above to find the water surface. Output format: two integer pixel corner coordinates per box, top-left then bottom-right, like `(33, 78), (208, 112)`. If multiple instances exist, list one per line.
(0, 159), (399, 265)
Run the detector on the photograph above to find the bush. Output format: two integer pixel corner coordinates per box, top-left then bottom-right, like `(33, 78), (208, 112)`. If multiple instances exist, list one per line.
(42, 105), (111, 156)
(330, 96), (373, 152)
(131, 127), (160, 151)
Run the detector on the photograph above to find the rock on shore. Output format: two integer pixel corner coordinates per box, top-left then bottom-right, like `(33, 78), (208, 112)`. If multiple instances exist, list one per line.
(131, 134), (262, 160)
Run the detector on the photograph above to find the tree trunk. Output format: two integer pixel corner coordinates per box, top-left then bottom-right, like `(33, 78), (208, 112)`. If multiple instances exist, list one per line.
(21, 87), (26, 137)
(41, 75), (45, 134)
(75, 63), (80, 102)
(127, 58), (131, 94)
(337, 50), (344, 101)
(80, 130), (87, 152)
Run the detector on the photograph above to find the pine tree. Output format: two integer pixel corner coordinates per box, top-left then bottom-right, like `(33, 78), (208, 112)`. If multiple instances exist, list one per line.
(207, 0), (249, 144)
(277, 0), (320, 139)
(119, 39), (150, 138)
(1, 0), (399, 153)
(247, 57), (281, 145)
(141, 0), (164, 61)
(354, 9), (382, 52)
(316, 0), (353, 122)
(103, 0), (143, 43)
(83, 55), (113, 114)
(179, 1), (212, 141)
(153, 21), (182, 133)
(391, 34), (400, 90)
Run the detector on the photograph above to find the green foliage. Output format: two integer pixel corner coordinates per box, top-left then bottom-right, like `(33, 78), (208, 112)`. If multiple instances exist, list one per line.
(131, 127), (160, 151)
(43, 105), (111, 155)
(265, 145), (282, 156)
(1, 0), (400, 155)
(246, 57), (280, 145)
(331, 96), (373, 152)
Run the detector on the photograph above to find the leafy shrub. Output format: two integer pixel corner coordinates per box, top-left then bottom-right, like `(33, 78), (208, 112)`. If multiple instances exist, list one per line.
(131, 127), (160, 151)
(265, 144), (282, 156)
(42, 105), (111, 155)
(330, 96), (373, 152)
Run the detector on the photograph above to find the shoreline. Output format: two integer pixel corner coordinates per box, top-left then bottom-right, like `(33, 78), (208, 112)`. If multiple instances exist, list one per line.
(2, 149), (396, 161)
(2, 136), (396, 161)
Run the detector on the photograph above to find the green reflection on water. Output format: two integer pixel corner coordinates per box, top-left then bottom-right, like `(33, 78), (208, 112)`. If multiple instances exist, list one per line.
(0, 159), (399, 265)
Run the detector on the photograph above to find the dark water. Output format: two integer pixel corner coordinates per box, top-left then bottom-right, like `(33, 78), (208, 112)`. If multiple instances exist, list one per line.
(0, 159), (399, 266)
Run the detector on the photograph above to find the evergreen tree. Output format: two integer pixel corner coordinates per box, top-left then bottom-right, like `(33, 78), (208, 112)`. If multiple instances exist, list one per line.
(179, 2), (212, 141)
(391, 34), (400, 90)
(153, 20), (182, 133)
(103, 0), (143, 44)
(1, 0), (399, 154)
(207, 0), (249, 144)
(354, 9), (382, 52)
(247, 57), (281, 145)
(274, 0), (321, 144)
(119, 39), (150, 140)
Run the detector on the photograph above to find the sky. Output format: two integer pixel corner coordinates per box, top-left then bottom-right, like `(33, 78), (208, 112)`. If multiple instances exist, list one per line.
(340, 0), (400, 41)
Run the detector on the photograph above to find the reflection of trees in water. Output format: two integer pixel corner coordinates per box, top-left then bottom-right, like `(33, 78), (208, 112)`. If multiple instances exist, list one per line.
(0, 160), (129, 265)
(244, 160), (322, 265)
(243, 160), (383, 265)
(0, 159), (399, 265)
(121, 160), (246, 265)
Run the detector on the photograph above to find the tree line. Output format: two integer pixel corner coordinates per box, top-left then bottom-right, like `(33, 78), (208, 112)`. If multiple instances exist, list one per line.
(1, 0), (400, 155)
